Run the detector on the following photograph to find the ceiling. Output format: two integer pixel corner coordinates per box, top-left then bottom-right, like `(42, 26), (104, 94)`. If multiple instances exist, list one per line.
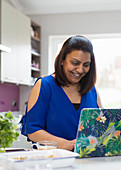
(10, 0), (121, 15)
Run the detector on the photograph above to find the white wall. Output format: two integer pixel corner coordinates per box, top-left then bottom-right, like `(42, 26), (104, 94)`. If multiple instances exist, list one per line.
(30, 10), (121, 75)
(4, 0), (13, 5)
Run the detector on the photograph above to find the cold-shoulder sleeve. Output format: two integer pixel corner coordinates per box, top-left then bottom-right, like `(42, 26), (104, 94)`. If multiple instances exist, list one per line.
(21, 77), (51, 137)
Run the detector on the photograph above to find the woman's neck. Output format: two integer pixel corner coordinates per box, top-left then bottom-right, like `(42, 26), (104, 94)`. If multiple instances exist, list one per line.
(63, 83), (79, 92)
(62, 84), (81, 103)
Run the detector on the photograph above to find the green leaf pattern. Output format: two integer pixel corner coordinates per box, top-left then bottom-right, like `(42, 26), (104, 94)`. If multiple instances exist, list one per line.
(75, 108), (121, 158)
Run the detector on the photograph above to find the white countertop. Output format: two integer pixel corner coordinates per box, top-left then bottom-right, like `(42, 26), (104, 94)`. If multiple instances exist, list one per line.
(0, 149), (121, 170)
(74, 156), (121, 170)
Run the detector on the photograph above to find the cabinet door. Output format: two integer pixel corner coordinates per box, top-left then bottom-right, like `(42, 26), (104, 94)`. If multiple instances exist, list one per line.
(0, 0), (31, 85)
(0, 0), (17, 83)
(16, 11), (31, 85)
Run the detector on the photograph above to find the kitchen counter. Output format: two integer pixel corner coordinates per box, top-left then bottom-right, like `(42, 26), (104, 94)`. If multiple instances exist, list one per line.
(0, 149), (121, 170)
(74, 156), (121, 170)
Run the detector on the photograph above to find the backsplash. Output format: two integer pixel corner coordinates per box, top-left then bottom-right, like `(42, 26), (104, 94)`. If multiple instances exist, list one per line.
(0, 83), (19, 112)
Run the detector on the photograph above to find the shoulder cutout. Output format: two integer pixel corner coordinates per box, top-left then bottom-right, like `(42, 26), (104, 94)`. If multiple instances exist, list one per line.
(95, 87), (102, 108)
(27, 79), (41, 112)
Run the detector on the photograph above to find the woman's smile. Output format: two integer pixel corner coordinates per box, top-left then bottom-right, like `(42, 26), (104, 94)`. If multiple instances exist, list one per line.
(70, 71), (83, 79)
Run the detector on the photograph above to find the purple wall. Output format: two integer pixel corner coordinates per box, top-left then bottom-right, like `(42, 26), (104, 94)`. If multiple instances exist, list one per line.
(0, 83), (19, 112)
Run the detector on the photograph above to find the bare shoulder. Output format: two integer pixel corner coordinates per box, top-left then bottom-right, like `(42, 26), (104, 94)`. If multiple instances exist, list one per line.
(95, 87), (102, 108)
(27, 79), (42, 112)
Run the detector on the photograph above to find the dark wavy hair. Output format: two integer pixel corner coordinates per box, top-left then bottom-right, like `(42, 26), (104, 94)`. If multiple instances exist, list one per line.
(54, 35), (96, 95)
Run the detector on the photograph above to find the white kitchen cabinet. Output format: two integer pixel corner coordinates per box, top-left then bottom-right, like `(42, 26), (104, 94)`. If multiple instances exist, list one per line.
(0, 0), (31, 85)
(16, 11), (31, 85)
(0, 0), (17, 83)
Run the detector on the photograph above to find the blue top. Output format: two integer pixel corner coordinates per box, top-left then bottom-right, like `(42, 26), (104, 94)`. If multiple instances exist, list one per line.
(21, 75), (99, 141)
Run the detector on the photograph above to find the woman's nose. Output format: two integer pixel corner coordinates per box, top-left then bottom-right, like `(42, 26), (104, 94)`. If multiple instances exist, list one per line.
(76, 65), (84, 73)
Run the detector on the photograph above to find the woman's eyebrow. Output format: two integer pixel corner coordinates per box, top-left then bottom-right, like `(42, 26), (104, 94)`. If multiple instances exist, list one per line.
(84, 60), (91, 63)
(71, 58), (81, 62)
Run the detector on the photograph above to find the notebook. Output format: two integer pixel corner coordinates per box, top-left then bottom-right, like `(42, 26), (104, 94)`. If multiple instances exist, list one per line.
(74, 108), (121, 158)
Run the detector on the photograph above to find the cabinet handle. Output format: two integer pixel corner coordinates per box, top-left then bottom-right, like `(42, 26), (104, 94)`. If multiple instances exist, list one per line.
(19, 80), (27, 82)
(4, 77), (15, 81)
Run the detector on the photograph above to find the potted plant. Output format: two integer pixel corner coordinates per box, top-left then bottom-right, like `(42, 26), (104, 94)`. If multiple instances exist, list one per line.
(0, 111), (19, 152)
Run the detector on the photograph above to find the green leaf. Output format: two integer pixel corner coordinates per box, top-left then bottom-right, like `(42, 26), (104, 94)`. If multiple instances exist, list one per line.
(0, 148), (5, 153)
(79, 145), (96, 158)
(106, 122), (115, 131)
(86, 147), (96, 154)
(102, 133), (113, 146)
(115, 120), (121, 131)
(81, 109), (99, 128)
(5, 111), (13, 120)
(12, 124), (17, 129)
(106, 137), (121, 155)
(0, 111), (19, 150)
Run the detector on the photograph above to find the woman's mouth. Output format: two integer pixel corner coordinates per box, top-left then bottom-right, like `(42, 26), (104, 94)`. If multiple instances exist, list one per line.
(71, 72), (82, 79)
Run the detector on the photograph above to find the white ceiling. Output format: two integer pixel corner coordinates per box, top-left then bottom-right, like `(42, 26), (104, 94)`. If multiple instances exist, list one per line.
(10, 0), (121, 15)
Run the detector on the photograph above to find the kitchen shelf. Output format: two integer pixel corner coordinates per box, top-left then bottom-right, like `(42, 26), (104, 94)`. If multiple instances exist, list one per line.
(31, 21), (41, 82)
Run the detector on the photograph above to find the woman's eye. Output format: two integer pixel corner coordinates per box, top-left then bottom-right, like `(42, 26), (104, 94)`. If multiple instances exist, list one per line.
(84, 63), (90, 67)
(71, 62), (79, 66)
(73, 63), (78, 66)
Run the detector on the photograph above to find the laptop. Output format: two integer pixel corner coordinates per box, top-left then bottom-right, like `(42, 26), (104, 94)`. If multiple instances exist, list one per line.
(74, 108), (121, 158)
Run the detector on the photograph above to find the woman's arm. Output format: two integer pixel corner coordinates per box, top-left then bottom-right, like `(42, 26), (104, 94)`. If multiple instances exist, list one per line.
(28, 130), (76, 151)
(96, 89), (102, 108)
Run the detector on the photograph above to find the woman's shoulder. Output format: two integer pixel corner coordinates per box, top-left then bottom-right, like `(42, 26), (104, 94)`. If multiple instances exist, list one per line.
(34, 75), (53, 85)
(35, 75), (56, 93)
(91, 86), (97, 92)
(84, 86), (97, 99)
(41, 74), (54, 82)
(90, 86), (97, 96)
(86, 86), (96, 94)
(41, 74), (56, 86)
(27, 75), (53, 112)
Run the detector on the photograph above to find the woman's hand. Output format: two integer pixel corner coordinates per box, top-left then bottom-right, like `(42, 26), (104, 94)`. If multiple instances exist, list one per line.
(57, 138), (76, 151)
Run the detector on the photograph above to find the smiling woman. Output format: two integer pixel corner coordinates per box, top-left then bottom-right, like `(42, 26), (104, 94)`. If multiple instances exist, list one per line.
(62, 50), (91, 84)
(21, 35), (102, 151)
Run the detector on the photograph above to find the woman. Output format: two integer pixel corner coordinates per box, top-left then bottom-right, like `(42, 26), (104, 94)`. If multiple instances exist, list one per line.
(21, 35), (102, 151)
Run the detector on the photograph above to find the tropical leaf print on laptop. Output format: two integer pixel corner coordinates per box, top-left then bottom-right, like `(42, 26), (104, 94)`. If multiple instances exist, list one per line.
(75, 108), (121, 158)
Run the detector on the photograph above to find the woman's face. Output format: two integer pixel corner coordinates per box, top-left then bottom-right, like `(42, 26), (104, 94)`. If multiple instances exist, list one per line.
(62, 50), (91, 84)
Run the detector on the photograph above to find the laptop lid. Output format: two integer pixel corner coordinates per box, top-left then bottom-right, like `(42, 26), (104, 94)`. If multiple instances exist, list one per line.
(74, 108), (121, 158)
